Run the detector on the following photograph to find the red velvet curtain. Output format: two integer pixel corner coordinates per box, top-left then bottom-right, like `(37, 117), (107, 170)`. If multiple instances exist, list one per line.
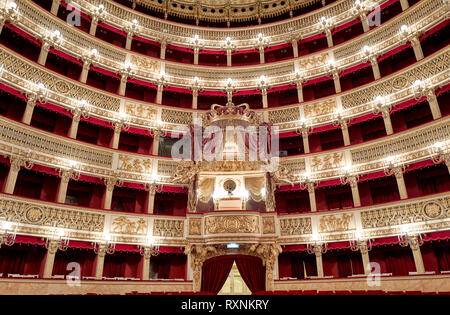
(235, 256), (266, 293)
(52, 249), (96, 277)
(103, 255), (126, 278)
(201, 256), (235, 294)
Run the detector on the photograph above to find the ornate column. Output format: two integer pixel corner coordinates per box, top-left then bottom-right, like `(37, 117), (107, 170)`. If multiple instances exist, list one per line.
(291, 71), (305, 103)
(57, 170), (73, 203)
(69, 106), (84, 139)
(353, 1), (370, 32)
(222, 38), (235, 67)
(348, 175), (361, 207)
(194, 47), (200, 65)
(372, 96), (393, 135)
(146, 182), (161, 214)
(140, 246), (153, 280)
(79, 60), (91, 83)
(258, 244), (282, 291)
(156, 74), (166, 105)
(410, 36), (424, 61)
(89, 5), (106, 36)
(257, 76), (269, 108)
(391, 166), (408, 200)
(103, 176), (120, 210)
(42, 240), (59, 278)
(300, 127), (310, 154)
(400, 0), (409, 11)
(319, 18), (333, 47)
(357, 240), (372, 275)
(407, 235), (425, 274)
(332, 71), (341, 93)
(291, 38), (299, 58)
(50, 0), (61, 15)
(224, 79), (235, 104)
(312, 244), (325, 278)
(38, 41), (51, 66)
(160, 39), (167, 60)
(89, 16), (99, 35)
(192, 88), (199, 109)
(112, 122), (123, 149)
(307, 182), (317, 212)
(22, 94), (37, 125)
(365, 53), (381, 80)
(426, 90), (442, 120)
(4, 156), (33, 194)
(334, 113), (350, 146)
(124, 20), (138, 50)
(94, 244), (107, 280)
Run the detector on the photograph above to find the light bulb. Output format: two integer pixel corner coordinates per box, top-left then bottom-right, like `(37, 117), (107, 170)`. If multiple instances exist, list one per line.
(400, 25), (408, 33)
(132, 19), (138, 25)
(58, 229), (65, 237)
(91, 48), (98, 55)
(434, 141), (443, 149)
(53, 30), (61, 38)
(9, 2), (17, 10)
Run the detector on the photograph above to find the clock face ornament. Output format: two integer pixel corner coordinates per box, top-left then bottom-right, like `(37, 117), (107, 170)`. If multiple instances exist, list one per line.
(223, 179), (237, 197)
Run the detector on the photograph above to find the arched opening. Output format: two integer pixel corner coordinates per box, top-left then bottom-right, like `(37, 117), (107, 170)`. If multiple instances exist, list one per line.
(201, 255), (266, 294)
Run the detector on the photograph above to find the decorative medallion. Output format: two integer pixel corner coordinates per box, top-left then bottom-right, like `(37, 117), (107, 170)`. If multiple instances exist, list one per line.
(55, 81), (70, 94)
(423, 201), (443, 219)
(392, 76), (408, 90)
(25, 206), (44, 224)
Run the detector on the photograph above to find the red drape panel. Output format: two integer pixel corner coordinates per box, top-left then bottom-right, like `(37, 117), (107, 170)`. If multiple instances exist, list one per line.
(201, 256), (234, 294)
(235, 256), (266, 293)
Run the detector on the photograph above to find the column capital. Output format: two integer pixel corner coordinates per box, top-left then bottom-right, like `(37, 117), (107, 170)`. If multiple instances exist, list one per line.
(46, 239), (60, 255)
(407, 235), (423, 250)
(9, 155), (34, 172)
(95, 243), (108, 257)
(104, 175), (122, 192)
(358, 240), (370, 255)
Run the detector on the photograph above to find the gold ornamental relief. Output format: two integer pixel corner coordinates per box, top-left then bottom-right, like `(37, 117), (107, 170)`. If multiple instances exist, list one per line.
(262, 217), (276, 234)
(189, 218), (202, 236)
(319, 214), (354, 233)
(310, 152), (343, 172)
(130, 55), (159, 73)
(111, 216), (148, 235)
(423, 201), (443, 219)
(205, 216), (260, 234)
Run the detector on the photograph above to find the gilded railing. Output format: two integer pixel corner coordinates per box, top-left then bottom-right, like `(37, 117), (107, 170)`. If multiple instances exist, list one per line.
(0, 113), (447, 185)
(9, 0), (446, 91)
(77, 0), (378, 48)
(0, 192), (448, 246)
(0, 43), (448, 132)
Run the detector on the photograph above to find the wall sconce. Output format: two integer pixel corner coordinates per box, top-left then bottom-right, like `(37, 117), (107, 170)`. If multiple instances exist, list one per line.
(398, 225), (423, 248)
(139, 237), (160, 256)
(430, 141), (449, 165)
(94, 234), (116, 255)
(349, 231), (373, 252)
(46, 228), (70, 251)
(307, 234), (327, 254)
